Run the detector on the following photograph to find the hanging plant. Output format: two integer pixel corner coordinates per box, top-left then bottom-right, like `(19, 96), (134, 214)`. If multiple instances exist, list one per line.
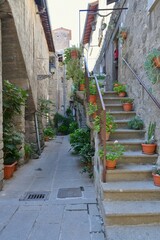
(144, 48), (160, 84)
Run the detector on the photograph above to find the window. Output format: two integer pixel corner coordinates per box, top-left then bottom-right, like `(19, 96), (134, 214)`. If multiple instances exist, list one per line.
(148, 0), (159, 11)
(106, 0), (118, 5)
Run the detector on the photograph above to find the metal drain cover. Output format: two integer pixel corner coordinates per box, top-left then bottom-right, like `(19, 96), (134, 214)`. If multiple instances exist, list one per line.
(57, 187), (82, 199)
(19, 191), (50, 201)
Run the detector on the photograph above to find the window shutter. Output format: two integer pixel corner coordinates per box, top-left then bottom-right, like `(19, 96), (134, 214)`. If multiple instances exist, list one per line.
(107, 0), (118, 5)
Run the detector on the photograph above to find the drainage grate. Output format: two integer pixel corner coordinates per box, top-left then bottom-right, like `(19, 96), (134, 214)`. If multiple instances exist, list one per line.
(57, 187), (82, 199)
(19, 191), (50, 201)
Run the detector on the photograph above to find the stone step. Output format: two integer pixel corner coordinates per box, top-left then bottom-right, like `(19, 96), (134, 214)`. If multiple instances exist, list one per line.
(106, 164), (153, 182)
(103, 91), (118, 97)
(102, 181), (160, 201)
(102, 200), (160, 226)
(110, 129), (145, 140)
(109, 111), (136, 120)
(115, 119), (129, 129)
(103, 96), (128, 104)
(105, 103), (123, 112)
(120, 151), (157, 164)
(106, 139), (144, 151)
(105, 224), (160, 240)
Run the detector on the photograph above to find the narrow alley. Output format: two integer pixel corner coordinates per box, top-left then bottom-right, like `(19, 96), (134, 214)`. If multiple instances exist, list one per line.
(0, 136), (106, 240)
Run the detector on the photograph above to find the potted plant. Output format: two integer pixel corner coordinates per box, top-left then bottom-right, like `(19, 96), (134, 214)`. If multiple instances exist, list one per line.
(113, 83), (127, 97)
(152, 165), (160, 187)
(89, 82), (97, 103)
(93, 116), (100, 132)
(144, 48), (160, 84)
(24, 143), (33, 161)
(128, 116), (144, 130)
(87, 103), (98, 119)
(43, 126), (55, 141)
(141, 122), (156, 154)
(121, 98), (134, 111)
(106, 113), (117, 140)
(117, 27), (127, 43)
(99, 141), (125, 169)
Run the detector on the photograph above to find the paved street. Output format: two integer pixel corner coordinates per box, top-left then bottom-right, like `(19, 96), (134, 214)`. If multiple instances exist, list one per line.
(0, 136), (106, 240)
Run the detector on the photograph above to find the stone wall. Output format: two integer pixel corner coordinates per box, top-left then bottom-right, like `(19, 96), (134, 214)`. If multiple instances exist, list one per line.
(0, 20), (3, 189)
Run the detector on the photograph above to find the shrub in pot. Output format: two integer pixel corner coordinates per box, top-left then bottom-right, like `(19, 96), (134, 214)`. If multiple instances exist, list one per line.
(141, 122), (156, 154)
(128, 116), (144, 130)
(121, 98), (134, 111)
(152, 165), (160, 187)
(106, 113), (117, 140)
(113, 83), (127, 97)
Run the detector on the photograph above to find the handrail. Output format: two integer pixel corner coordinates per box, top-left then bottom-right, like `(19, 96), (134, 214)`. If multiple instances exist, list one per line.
(122, 57), (160, 110)
(84, 57), (106, 182)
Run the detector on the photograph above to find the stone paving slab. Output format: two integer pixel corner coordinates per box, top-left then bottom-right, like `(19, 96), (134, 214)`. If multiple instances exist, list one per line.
(0, 136), (106, 240)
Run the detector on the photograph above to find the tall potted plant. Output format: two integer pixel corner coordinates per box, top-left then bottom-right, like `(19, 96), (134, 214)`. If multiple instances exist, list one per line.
(141, 122), (156, 154)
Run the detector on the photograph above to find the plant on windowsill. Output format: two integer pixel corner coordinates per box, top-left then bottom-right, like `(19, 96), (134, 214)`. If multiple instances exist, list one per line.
(113, 83), (127, 97)
(121, 98), (134, 111)
(144, 48), (160, 84)
(99, 141), (125, 169)
(127, 116), (144, 130)
(141, 122), (156, 154)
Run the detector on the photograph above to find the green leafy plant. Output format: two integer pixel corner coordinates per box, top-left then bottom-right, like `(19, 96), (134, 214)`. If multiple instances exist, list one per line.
(87, 103), (98, 116)
(121, 98), (134, 104)
(106, 112), (117, 133)
(99, 141), (125, 161)
(145, 122), (156, 144)
(80, 143), (94, 178)
(113, 83), (127, 94)
(69, 121), (78, 133)
(64, 46), (81, 64)
(89, 82), (97, 95)
(144, 49), (160, 84)
(43, 126), (55, 138)
(3, 80), (28, 164)
(70, 128), (90, 154)
(152, 165), (160, 175)
(38, 98), (55, 117)
(128, 116), (144, 130)
(93, 116), (100, 132)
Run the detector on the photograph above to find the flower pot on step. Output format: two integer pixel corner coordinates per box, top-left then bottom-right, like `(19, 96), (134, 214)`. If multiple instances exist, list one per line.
(106, 159), (117, 169)
(141, 143), (157, 155)
(122, 103), (133, 111)
(89, 95), (96, 104)
(79, 84), (85, 91)
(118, 92), (126, 97)
(152, 173), (160, 187)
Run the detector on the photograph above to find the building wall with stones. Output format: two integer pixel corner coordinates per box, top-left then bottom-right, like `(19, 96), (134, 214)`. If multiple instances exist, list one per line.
(53, 28), (72, 116)
(95, 0), (160, 156)
(0, 20), (3, 189)
(0, 0), (54, 187)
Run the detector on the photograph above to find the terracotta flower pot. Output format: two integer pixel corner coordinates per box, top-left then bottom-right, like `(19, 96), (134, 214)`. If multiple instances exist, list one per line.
(4, 163), (16, 179)
(141, 143), (157, 155)
(92, 112), (97, 119)
(152, 173), (160, 187)
(106, 159), (117, 169)
(122, 103), (133, 111)
(118, 92), (126, 97)
(106, 132), (110, 141)
(153, 56), (160, 68)
(89, 95), (96, 104)
(79, 83), (85, 91)
(121, 31), (127, 40)
(71, 50), (79, 59)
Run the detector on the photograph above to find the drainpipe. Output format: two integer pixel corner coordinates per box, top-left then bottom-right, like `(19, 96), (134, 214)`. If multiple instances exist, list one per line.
(34, 112), (41, 155)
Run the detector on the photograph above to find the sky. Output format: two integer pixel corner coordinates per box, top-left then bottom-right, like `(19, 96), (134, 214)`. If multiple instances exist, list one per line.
(47, 0), (93, 46)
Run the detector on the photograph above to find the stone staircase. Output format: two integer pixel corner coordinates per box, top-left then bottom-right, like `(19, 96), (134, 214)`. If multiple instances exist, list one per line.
(101, 91), (160, 240)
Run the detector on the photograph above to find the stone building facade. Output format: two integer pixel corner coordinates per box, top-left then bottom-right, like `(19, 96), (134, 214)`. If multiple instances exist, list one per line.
(0, 0), (55, 189)
(94, 0), (160, 156)
(52, 28), (72, 116)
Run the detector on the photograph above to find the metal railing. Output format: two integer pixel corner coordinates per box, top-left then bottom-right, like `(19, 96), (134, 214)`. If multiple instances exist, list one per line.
(122, 57), (160, 110)
(84, 58), (106, 182)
